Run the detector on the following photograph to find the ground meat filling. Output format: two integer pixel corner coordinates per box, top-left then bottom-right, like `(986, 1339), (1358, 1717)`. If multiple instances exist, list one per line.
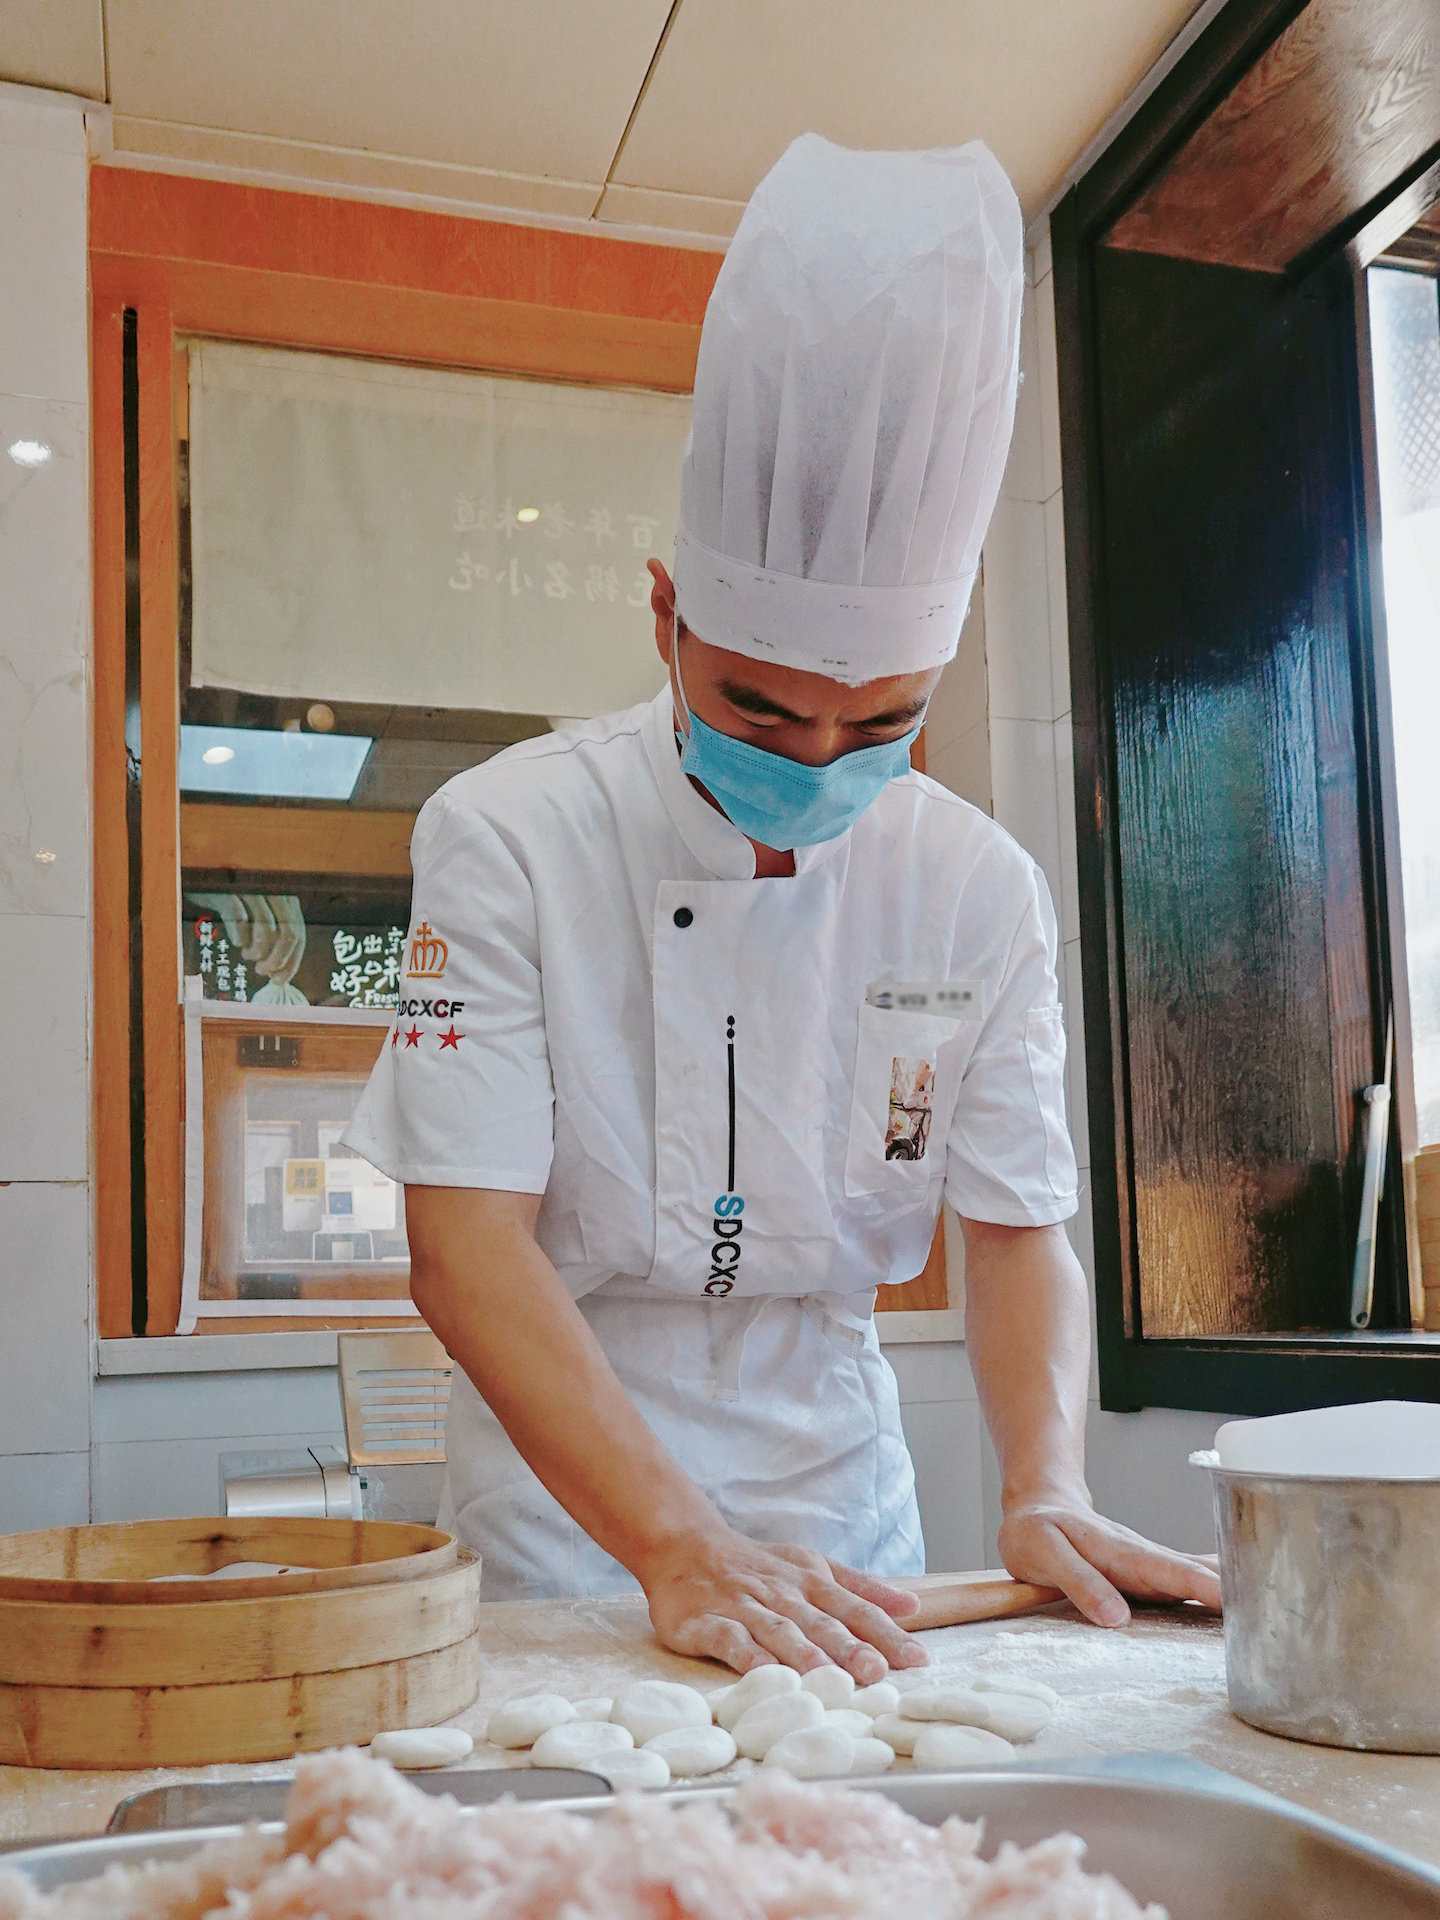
(0, 1748), (1163, 1920)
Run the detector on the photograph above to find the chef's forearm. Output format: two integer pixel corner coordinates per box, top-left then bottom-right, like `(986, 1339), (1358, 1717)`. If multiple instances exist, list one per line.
(960, 1218), (1092, 1511)
(404, 1185), (724, 1575)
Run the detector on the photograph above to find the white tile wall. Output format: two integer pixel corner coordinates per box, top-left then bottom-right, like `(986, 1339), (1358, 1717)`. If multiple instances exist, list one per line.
(0, 97), (88, 405)
(0, 913), (89, 1179)
(90, 1367), (346, 1519)
(0, 1182), (90, 1454)
(0, 1450), (89, 1531)
(0, 85), (95, 1531)
(889, 1342), (986, 1574)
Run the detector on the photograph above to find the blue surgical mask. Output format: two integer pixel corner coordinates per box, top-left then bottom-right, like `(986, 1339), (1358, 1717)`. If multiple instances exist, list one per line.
(672, 647), (924, 849)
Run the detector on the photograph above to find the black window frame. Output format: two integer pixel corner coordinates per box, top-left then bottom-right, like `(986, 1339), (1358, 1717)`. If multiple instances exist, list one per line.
(1052, 0), (1440, 1414)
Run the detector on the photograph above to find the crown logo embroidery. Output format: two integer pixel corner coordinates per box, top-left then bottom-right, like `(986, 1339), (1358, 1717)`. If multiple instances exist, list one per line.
(406, 920), (448, 979)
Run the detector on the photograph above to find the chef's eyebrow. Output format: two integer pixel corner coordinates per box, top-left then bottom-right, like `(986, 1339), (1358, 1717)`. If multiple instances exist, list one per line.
(717, 680), (927, 729)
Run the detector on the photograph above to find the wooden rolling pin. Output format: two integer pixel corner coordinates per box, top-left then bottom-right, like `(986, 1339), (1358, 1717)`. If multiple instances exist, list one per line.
(890, 1569), (1062, 1631)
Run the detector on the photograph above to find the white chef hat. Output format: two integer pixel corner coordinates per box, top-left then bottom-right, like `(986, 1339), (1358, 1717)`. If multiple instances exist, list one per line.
(673, 133), (1024, 685)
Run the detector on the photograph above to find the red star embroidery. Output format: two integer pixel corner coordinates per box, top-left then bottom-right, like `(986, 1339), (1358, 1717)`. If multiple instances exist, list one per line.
(391, 1026), (399, 1047)
(403, 1025), (422, 1048)
(438, 1025), (464, 1051)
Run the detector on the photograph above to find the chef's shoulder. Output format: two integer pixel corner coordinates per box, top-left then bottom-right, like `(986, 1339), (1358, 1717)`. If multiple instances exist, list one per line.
(880, 767), (1051, 906)
(408, 703), (650, 875)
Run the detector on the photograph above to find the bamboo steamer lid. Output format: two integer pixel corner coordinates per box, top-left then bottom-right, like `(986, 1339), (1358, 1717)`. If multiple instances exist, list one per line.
(0, 1516), (480, 1769)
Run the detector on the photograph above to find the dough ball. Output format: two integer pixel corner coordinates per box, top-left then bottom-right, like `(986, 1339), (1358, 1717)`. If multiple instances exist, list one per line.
(643, 1724), (738, 1777)
(974, 1675), (1060, 1709)
(369, 1727), (473, 1769)
(849, 1736), (897, 1775)
(530, 1720), (635, 1768)
(972, 1689), (1052, 1742)
(870, 1713), (922, 1755)
(570, 1697), (614, 1721)
(705, 1685), (734, 1721)
(732, 1689), (825, 1760)
(762, 1725), (857, 1778)
(714, 1665), (800, 1731)
(611, 1680), (712, 1745)
(823, 1709), (874, 1739)
(851, 1681), (900, 1718)
(799, 1665), (856, 1708)
(587, 1747), (671, 1790)
(485, 1693), (577, 1749)
(897, 1687), (988, 1725)
(910, 1724), (1017, 1770)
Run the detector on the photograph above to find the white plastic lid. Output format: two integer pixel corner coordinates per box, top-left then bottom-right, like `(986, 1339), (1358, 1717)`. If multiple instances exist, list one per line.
(1193, 1400), (1440, 1481)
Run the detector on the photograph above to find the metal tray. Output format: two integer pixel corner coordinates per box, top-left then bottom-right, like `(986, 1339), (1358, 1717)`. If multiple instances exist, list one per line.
(7, 1764), (1440, 1917)
(106, 1766), (607, 1832)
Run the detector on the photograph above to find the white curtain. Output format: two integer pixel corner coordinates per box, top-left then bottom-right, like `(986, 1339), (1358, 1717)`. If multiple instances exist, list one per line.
(189, 342), (691, 717)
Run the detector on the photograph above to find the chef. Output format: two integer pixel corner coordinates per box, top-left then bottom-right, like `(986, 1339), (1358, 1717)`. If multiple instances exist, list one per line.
(346, 134), (1220, 1680)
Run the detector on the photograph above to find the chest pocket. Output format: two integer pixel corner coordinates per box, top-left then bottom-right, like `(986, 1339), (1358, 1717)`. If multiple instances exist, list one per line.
(843, 1003), (975, 1198)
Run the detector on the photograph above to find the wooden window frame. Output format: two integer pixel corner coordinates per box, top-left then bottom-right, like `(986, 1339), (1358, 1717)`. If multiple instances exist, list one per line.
(91, 170), (948, 1336)
(1052, 0), (1440, 1412)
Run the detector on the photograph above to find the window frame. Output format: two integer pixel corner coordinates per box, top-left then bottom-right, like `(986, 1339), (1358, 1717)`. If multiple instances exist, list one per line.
(1050, 0), (1440, 1413)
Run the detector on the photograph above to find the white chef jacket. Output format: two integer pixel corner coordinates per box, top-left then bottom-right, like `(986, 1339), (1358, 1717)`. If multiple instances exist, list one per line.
(345, 686), (1077, 1598)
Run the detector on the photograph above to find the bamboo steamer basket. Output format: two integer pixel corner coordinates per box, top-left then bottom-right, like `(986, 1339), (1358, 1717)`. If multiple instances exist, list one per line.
(0, 1516), (481, 1769)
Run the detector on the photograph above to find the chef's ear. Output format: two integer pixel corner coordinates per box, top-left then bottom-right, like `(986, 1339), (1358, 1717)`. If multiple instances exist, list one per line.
(649, 558), (677, 664)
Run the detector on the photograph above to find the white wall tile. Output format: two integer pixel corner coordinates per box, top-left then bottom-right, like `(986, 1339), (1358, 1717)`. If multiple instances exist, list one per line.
(899, 1396), (987, 1573)
(998, 291), (1045, 505)
(924, 591), (986, 758)
(0, 1448), (89, 1531)
(888, 1341), (977, 1406)
(92, 1429), (347, 1522)
(1034, 271), (1063, 503)
(0, 394), (90, 659)
(1044, 489), (1071, 719)
(925, 720), (991, 816)
(0, 138), (88, 404)
(93, 1367), (344, 1444)
(988, 715), (1063, 912)
(1054, 713), (1080, 943)
(1064, 1175), (1100, 1400)
(0, 1182), (90, 1454)
(1084, 1407), (1224, 1554)
(0, 647), (88, 917)
(983, 497), (1055, 723)
(0, 914), (88, 1179)
(1062, 936), (1091, 1171)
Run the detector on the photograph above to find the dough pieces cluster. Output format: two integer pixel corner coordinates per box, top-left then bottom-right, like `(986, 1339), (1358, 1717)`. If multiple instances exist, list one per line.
(481, 1666), (911, 1787)
(869, 1675), (1057, 1768)
(479, 1664), (1057, 1784)
(483, 1682), (738, 1788)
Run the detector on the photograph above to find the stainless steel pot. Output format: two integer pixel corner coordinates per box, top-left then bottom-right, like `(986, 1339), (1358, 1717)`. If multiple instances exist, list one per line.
(1212, 1465), (1440, 1753)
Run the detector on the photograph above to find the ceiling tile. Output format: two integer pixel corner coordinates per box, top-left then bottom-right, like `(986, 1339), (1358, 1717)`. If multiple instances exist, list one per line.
(612, 0), (1205, 217)
(0, 0), (106, 99)
(595, 182), (741, 241)
(105, 0), (674, 183)
(110, 118), (602, 220)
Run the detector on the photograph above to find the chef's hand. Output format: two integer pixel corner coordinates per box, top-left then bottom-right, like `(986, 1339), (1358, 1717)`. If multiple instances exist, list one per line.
(998, 1496), (1221, 1628)
(637, 1525), (930, 1681)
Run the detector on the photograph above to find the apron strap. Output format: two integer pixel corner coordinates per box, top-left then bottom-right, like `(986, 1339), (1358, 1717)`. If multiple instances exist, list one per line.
(710, 1291), (878, 1402)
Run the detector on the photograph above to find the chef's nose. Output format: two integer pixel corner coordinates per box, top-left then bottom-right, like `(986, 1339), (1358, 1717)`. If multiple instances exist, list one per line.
(781, 721), (853, 767)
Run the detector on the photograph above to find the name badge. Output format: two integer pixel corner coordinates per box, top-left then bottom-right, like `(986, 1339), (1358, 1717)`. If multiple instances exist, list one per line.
(866, 977), (984, 1019)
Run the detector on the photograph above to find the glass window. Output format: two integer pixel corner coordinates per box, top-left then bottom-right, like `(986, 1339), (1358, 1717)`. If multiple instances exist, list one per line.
(175, 343), (690, 1325)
